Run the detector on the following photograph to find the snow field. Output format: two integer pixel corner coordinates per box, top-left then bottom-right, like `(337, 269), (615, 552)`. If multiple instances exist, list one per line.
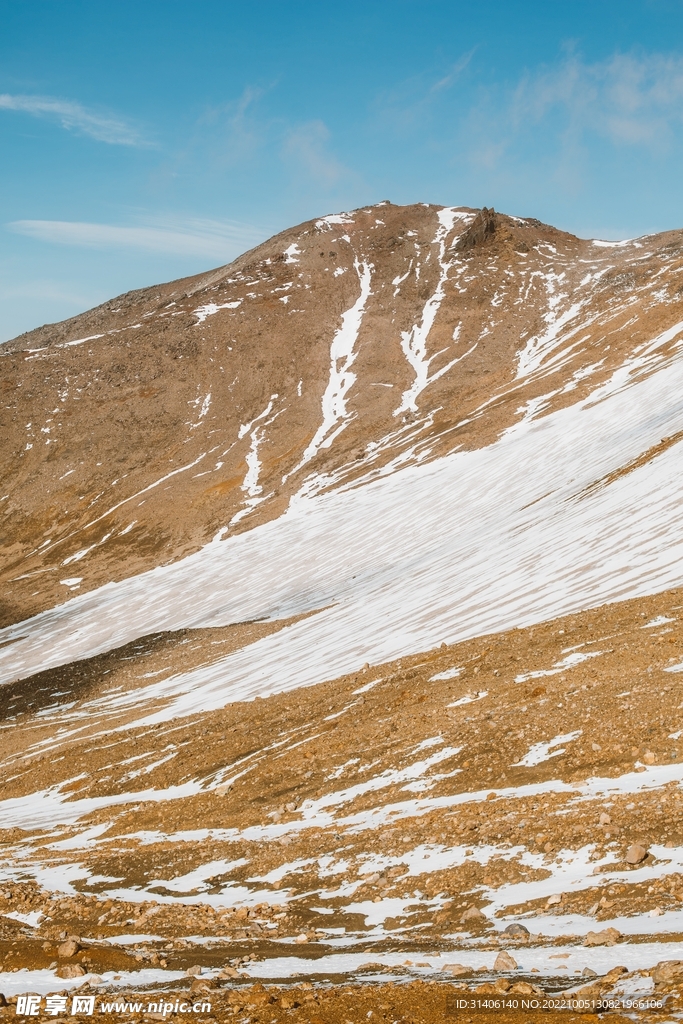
(3, 336), (683, 726)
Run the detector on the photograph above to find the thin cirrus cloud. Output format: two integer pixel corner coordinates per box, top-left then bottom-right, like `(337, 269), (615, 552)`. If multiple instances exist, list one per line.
(510, 52), (683, 147)
(9, 218), (267, 262)
(281, 120), (350, 185)
(0, 93), (145, 146)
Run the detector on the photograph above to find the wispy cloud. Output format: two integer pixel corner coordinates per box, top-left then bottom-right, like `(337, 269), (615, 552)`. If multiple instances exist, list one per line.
(0, 93), (145, 146)
(9, 217), (266, 261)
(429, 51), (476, 95)
(511, 52), (683, 148)
(281, 120), (349, 185)
(196, 85), (269, 166)
(373, 52), (475, 133)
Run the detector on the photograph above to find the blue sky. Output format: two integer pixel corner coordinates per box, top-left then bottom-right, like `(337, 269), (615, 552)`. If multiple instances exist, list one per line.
(2, 0), (683, 341)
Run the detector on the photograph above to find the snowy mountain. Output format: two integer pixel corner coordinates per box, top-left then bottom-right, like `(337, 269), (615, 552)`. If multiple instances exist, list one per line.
(2, 203), (683, 1009)
(3, 201), (683, 630)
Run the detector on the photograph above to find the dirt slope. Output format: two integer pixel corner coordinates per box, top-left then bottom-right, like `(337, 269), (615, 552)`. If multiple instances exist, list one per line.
(1, 588), (683, 1017)
(3, 203), (683, 627)
(3, 202), (683, 1018)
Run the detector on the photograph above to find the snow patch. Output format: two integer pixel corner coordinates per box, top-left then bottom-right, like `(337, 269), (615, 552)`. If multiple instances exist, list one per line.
(513, 731), (582, 767)
(292, 259), (372, 470)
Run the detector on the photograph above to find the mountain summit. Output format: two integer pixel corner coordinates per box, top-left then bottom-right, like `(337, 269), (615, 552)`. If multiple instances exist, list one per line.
(4, 201), (683, 629)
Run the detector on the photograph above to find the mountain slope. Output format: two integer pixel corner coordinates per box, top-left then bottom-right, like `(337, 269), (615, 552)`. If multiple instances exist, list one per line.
(3, 203), (683, 1011)
(3, 202), (683, 628)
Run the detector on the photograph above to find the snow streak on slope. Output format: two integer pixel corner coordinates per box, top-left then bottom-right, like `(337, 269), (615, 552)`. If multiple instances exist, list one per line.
(3, 335), (683, 721)
(515, 270), (586, 379)
(395, 208), (463, 416)
(232, 395), (281, 525)
(295, 259), (372, 470)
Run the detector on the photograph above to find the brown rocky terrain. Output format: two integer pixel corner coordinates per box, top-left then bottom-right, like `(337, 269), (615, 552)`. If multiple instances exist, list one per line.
(2, 203), (683, 627)
(2, 589), (683, 1019)
(3, 202), (683, 1021)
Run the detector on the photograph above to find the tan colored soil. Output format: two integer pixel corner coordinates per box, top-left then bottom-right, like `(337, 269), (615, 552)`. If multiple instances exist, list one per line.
(2, 588), (683, 1010)
(4, 204), (683, 1017)
(2, 204), (683, 627)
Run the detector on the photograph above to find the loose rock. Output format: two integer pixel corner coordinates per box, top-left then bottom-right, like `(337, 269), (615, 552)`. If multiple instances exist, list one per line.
(503, 922), (530, 937)
(56, 964), (86, 979)
(57, 938), (81, 958)
(493, 951), (518, 971)
(652, 961), (683, 985)
(460, 905), (486, 924)
(625, 843), (648, 864)
(442, 964), (469, 976)
(584, 927), (621, 946)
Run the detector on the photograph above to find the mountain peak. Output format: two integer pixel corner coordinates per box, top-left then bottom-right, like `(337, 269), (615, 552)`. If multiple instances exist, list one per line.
(1, 203), (682, 626)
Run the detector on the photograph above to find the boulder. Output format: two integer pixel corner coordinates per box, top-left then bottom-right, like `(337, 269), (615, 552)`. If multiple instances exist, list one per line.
(220, 966), (241, 978)
(584, 927), (621, 946)
(625, 843), (649, 864)
(474, 980), (510, 996)
(190, 978), (216, 995)
(602, 966), (628, 984)
(509, 981), (543, 996)
(460, 905), (486, 924)
(652, 961), (683, 985)
(503, 922), (530, 937)
(494, 951), (518, 971)
(442, 964), (469, 976)
(57, 938), (81, 958)
(56, 964), (86, 979)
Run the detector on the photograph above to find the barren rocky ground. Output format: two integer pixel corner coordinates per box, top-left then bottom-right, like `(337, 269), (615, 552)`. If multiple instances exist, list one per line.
(3, 202), (683, 1020)
(2, 203), (683, 627)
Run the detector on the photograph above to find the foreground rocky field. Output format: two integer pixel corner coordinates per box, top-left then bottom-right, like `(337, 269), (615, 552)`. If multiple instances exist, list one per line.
(2, 588), (683, 1020)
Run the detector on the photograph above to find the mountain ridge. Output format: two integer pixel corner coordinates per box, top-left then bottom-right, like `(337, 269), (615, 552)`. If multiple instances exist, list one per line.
(3, 200), (683, 630)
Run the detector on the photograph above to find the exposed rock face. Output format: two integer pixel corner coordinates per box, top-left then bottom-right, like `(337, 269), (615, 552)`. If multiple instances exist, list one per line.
(3, 201), (683, 627)
(454, 206), (498, 251)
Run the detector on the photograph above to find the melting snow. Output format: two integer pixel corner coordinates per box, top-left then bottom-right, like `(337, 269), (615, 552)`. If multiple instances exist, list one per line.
(430, 667), (462, 681)
(232, 396), (280, 522)
(515, 651), (604, 683)
(3, 910), (43, 927)
(5, 336), (683, 723)
(316, 213), (354, 229)
(642, 615), (675, 628)
(395, 209), (462, 415)
(293, 259), (372, 469)
(512, 731), (582, 767)
(447, 690), (487, 708)
(193, 300), (241, 324)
